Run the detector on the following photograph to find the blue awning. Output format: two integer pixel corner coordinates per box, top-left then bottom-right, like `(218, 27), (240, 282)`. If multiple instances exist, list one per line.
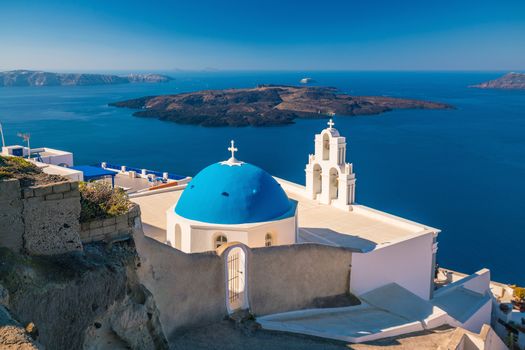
(70, 165), (116, 187)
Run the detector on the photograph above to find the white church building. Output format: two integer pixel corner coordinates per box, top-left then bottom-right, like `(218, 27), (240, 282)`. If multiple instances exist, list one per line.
(165, 119), (441, 300)
(133, 119), (494, 343)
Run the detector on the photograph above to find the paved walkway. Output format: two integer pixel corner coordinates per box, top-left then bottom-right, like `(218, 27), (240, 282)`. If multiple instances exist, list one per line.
(169, 319), (457, 350)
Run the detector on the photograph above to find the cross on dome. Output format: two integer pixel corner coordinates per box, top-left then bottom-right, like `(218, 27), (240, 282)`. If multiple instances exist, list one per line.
(221, 139), (244, 166)
(228, 140), (238, 160)
(327, 118), (335, 129)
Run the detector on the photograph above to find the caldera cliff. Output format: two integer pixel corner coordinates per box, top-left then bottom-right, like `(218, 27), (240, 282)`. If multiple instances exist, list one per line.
(0, 70), (173, 87)
(471, 72), (525, 90)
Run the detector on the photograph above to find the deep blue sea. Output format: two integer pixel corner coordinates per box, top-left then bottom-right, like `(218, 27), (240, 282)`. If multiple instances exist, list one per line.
(1, 71), (524, 285)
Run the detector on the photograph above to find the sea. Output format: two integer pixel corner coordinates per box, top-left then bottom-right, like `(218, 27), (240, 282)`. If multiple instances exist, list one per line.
(0, 71), (524, 285)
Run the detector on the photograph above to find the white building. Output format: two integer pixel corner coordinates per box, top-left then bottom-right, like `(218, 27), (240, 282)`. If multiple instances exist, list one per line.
(167, 141), (298, 253)
(1, 145), (74, 167)
(134, 119), (495, 343)
(164, 119), (439, 299)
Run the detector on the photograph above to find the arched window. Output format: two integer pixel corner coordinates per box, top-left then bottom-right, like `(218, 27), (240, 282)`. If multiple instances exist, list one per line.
(215, 234), (227, 248)
(322, 133), (330, 160)
(313, 163), (322, 197)
(265, 233), (273, 247)
(329, 168), (339, 200)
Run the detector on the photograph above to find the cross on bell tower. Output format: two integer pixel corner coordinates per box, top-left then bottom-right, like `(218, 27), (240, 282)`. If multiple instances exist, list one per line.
(327, 118), (335, 130)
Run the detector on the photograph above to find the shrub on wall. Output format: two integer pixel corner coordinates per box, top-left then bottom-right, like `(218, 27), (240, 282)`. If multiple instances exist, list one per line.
(79, 182), (131, 222)
(0, 155), (40, 177)
(514, 287), (525, 302)
(0, 155), (64, 186)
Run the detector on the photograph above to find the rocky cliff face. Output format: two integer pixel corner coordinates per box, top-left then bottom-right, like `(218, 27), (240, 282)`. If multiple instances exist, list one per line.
(0, 70), (173, 87)
(0, 304), (42, 349)
(126, 74), (173, 83)
(471, 72), (525, 89)
(0, 241), (168, 350)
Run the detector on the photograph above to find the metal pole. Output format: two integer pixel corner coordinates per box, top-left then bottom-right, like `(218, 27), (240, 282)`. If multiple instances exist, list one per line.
(0, 122), (5, 148)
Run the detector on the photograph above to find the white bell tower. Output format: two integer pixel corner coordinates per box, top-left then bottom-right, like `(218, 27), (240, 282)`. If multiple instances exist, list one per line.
(305, 119), (356, 210)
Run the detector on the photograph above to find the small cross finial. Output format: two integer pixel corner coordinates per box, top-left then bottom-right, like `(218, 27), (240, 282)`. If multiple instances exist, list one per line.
(228, 140), (238, 160)
(220, 139), (244, 166)
(327, 118), (335, 129)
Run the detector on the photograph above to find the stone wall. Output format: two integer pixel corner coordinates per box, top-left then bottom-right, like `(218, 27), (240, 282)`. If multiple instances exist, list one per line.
(248, 244), (353, 315)
(133, 227), (227, 340)
(80, 204), (140, 243)
(0, 241), (168, 350)
(0, 179), (24, 252)
(22, 181), (82, 255)
(133, 224), (226, 340)
(0, 179), (82, 255)
(133, 222), (355, 337)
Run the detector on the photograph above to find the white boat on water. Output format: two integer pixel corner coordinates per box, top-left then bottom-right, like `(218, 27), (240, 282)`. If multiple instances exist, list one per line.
(300, 77), (315, 84)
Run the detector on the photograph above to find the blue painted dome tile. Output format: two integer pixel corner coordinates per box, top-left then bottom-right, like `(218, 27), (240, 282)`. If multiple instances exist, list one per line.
(175, 162), (292, 224)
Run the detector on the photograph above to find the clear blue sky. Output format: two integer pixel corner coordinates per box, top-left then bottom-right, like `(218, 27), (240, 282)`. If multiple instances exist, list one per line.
(1, 0), (524, 71)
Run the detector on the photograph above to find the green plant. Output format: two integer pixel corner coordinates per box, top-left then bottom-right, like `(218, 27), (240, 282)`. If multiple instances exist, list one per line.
(79, 181), (131, 222)
(514, 287), (525, 302)
(0, 155), (41, 180)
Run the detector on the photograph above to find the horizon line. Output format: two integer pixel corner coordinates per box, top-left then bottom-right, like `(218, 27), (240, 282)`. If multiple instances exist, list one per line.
(1, 68), (523, 74)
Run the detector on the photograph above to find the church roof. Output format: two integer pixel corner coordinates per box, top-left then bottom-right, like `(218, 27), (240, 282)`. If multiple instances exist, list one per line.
(322, 118), (340, 137)
(175, 162), (294, 225)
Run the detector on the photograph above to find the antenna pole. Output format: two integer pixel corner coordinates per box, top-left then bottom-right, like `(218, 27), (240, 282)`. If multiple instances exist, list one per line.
(17, 132), (31, 159)
(0, 122), (5, 148)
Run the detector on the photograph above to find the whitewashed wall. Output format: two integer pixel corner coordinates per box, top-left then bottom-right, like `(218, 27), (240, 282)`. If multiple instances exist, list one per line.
(350, 232), (434, 300)
(246, 218), (296, 247)
(167, 203), (296, 253)
(190, 228), (248, 252)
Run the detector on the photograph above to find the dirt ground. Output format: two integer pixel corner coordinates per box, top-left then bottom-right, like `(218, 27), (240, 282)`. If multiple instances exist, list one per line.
(169, 320), (456, 350)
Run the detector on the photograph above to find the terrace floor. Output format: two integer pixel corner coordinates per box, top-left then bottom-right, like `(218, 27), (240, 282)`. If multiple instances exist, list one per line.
(102, 173), (151, 193)
(130, 190), (183, 242)
(169, 320), (456, 350)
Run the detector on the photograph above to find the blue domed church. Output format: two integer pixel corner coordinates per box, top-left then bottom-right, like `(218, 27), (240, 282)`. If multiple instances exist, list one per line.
(167, 141), (298, 253)
(137, 121), (488, 342)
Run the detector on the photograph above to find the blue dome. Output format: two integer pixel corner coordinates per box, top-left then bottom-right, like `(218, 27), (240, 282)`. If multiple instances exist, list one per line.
(175, 162), (293, 224)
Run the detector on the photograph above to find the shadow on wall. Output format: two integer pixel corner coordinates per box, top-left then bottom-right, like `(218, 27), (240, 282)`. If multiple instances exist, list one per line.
(297, 227), (377, 253)
(133, 225), (226, 341)
(132, 222), (356, 339)
(248, 244), (354, 315)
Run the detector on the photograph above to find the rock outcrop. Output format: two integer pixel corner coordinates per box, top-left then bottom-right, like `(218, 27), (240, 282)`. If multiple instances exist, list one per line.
(0, 242), (168, 350)
(110, 85), (453, 127)
(471, 72), (525, 89)
(0, 70), (173, 87)
(0, 305), (42, 350)
(0, 165), (169, 349)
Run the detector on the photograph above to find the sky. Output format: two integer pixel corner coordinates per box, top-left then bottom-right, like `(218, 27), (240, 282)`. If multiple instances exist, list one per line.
(1, 0), (524, 71)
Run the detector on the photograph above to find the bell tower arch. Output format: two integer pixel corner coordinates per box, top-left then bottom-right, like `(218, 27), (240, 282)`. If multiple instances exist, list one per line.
(305, 119), (356, 210)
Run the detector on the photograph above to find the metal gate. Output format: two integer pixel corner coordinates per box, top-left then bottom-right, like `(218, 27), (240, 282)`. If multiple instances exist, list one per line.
(228, 251), (240, 306)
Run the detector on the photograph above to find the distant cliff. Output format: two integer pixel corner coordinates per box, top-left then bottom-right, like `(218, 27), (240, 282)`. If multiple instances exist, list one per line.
(471, 72), (525, 90)
(110, 85), (453, 127)
(0, 70), (173, 87)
